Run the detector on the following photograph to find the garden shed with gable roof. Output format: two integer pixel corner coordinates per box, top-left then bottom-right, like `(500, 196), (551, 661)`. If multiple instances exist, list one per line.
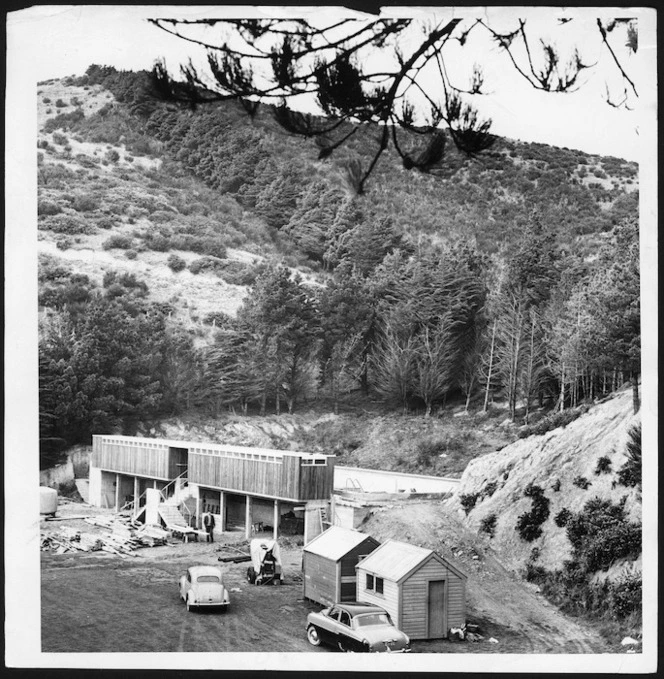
(355, 539), (467, 639)
(303, 526), (381, 606)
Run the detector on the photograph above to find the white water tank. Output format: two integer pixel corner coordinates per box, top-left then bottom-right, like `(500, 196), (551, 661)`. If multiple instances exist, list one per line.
(40, 486), (58, 515)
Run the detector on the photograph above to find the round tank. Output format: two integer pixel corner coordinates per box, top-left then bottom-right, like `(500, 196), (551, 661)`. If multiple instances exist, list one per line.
(40, 486), (58, 515)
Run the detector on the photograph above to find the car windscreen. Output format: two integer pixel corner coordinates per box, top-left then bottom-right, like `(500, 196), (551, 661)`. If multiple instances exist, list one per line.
(354, 613), (391, 627)
(196, 575), (220, 583)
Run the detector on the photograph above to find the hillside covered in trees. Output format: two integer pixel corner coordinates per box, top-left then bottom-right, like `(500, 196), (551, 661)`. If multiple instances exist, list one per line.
(37, 66), (640, 469)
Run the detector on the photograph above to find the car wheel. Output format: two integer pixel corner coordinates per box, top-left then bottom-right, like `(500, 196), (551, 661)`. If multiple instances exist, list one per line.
(306, 625), (322, 647)
(338, 641), (355, 653)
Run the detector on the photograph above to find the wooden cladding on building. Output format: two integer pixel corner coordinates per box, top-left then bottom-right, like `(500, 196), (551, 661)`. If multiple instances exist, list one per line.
(92, 435), (334, 502)
(189, 448), (334, 501)
(91, 436), (172, 480)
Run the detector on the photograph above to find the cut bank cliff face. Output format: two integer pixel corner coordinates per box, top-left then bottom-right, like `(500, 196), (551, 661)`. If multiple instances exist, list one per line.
(447, 389), (641, 574)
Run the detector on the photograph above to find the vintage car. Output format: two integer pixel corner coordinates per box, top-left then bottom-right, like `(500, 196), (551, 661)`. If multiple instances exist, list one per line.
(179, 565), (230, 611)
(306, 602), (410, 652)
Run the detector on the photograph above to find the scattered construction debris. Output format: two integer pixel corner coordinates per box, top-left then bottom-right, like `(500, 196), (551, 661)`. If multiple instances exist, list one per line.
(40, 514), (170, 556)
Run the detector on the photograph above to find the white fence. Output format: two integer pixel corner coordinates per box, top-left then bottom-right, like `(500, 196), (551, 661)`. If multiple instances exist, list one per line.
(334, 465), (460, 494)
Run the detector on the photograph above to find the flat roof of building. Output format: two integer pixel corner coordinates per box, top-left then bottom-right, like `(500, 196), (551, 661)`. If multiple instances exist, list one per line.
(93, 434), (333, 461)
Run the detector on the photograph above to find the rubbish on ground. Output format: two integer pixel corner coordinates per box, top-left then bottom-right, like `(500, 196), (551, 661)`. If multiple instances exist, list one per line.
(488, 637), (499, 644)
(466, 632), (484, 642)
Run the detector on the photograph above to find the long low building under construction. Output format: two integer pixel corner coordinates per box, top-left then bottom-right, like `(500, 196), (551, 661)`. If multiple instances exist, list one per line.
(89, 435), (335, 541)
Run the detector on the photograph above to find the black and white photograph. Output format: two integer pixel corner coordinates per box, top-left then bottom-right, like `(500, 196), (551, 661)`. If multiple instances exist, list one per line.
(5, 4), (657, 672)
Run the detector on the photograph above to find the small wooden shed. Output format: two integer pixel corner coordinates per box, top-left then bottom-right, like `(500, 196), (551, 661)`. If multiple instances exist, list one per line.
(355, 539), (467, 640)
(303, 526), (381, 606)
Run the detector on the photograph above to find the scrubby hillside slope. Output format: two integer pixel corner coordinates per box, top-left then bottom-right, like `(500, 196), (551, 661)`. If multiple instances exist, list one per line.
(447, 389), (640, 573)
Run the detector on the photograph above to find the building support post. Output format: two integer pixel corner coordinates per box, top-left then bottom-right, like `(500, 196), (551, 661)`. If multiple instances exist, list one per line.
(245, 495), (253, 541)
(133, 476), (140, 515)
(273, 500), (280, 540)
(114, 473), (121, 512)
(219, 491), (226, 532)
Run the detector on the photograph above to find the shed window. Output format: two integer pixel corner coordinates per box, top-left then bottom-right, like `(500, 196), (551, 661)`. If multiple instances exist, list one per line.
(365, 574), (384, 594)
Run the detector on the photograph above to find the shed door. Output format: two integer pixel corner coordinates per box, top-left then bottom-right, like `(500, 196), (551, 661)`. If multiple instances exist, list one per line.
(427, 580), (446, 638)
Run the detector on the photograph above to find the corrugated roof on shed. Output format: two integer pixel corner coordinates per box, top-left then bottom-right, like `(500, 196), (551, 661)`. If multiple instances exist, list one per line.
(304, 526), (376, 560)
(356, 539), (467, 582)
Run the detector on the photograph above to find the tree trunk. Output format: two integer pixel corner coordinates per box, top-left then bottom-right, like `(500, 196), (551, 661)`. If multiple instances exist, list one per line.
(631, 374), (640, 414)
(483, 320), (497, 413)
(559, 363), (565, 412)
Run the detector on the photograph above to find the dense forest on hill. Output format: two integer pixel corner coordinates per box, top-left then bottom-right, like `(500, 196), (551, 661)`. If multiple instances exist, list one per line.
(37, 66), (640, 466)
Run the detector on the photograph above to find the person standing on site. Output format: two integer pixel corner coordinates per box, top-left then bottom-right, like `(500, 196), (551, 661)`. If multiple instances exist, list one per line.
(203, 510), (215, 543)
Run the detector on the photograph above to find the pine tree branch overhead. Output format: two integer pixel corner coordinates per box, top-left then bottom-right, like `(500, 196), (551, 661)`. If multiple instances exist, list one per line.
(149, 14), (638, 192)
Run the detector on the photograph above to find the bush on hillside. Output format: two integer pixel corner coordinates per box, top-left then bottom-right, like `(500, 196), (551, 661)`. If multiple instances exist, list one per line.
(616, 423), (641, 489)
(460, 493), (479, 515)
(481, 481), (498, 498)
(517, 405), (590, 438)
(72, 193), (99, 213)
(95, 215), (115, 230)
(189, 256), (226, 276)
(102, 234), (133, 250)
(55, 237), (73, 251)
(554, 507), (572, 527)
(167, 254), (187, 272)
(143, 233), (171, 252)
(595, 456), (612, 475)
(40, 214), (96, 235)
(609, 570), (642, 618)
(515, 484), (550, 542)
(38, 254), (71, 284)
(76, 154), (101, 169)
(38, 199), (62, 216)
(43, 109), (85, 132)
(480, 513), (497, 538)
(526, 562), (641, 627)
(150, 210), (176, 224)
(573, 475), (592, 490)
(168, 233), (228, 259)
(566, 497), (641, 572)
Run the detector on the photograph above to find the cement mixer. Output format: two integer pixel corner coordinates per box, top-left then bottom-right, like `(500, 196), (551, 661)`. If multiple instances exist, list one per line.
(246, 539), (282, 585)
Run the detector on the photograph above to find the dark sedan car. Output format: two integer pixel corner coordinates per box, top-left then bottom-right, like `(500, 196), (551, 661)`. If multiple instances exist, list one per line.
(306, 602), (410, 653)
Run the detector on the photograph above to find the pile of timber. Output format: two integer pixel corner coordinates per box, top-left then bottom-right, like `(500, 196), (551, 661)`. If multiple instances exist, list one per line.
(40, 515), (170, 556)
(216, 542), (252, 563)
